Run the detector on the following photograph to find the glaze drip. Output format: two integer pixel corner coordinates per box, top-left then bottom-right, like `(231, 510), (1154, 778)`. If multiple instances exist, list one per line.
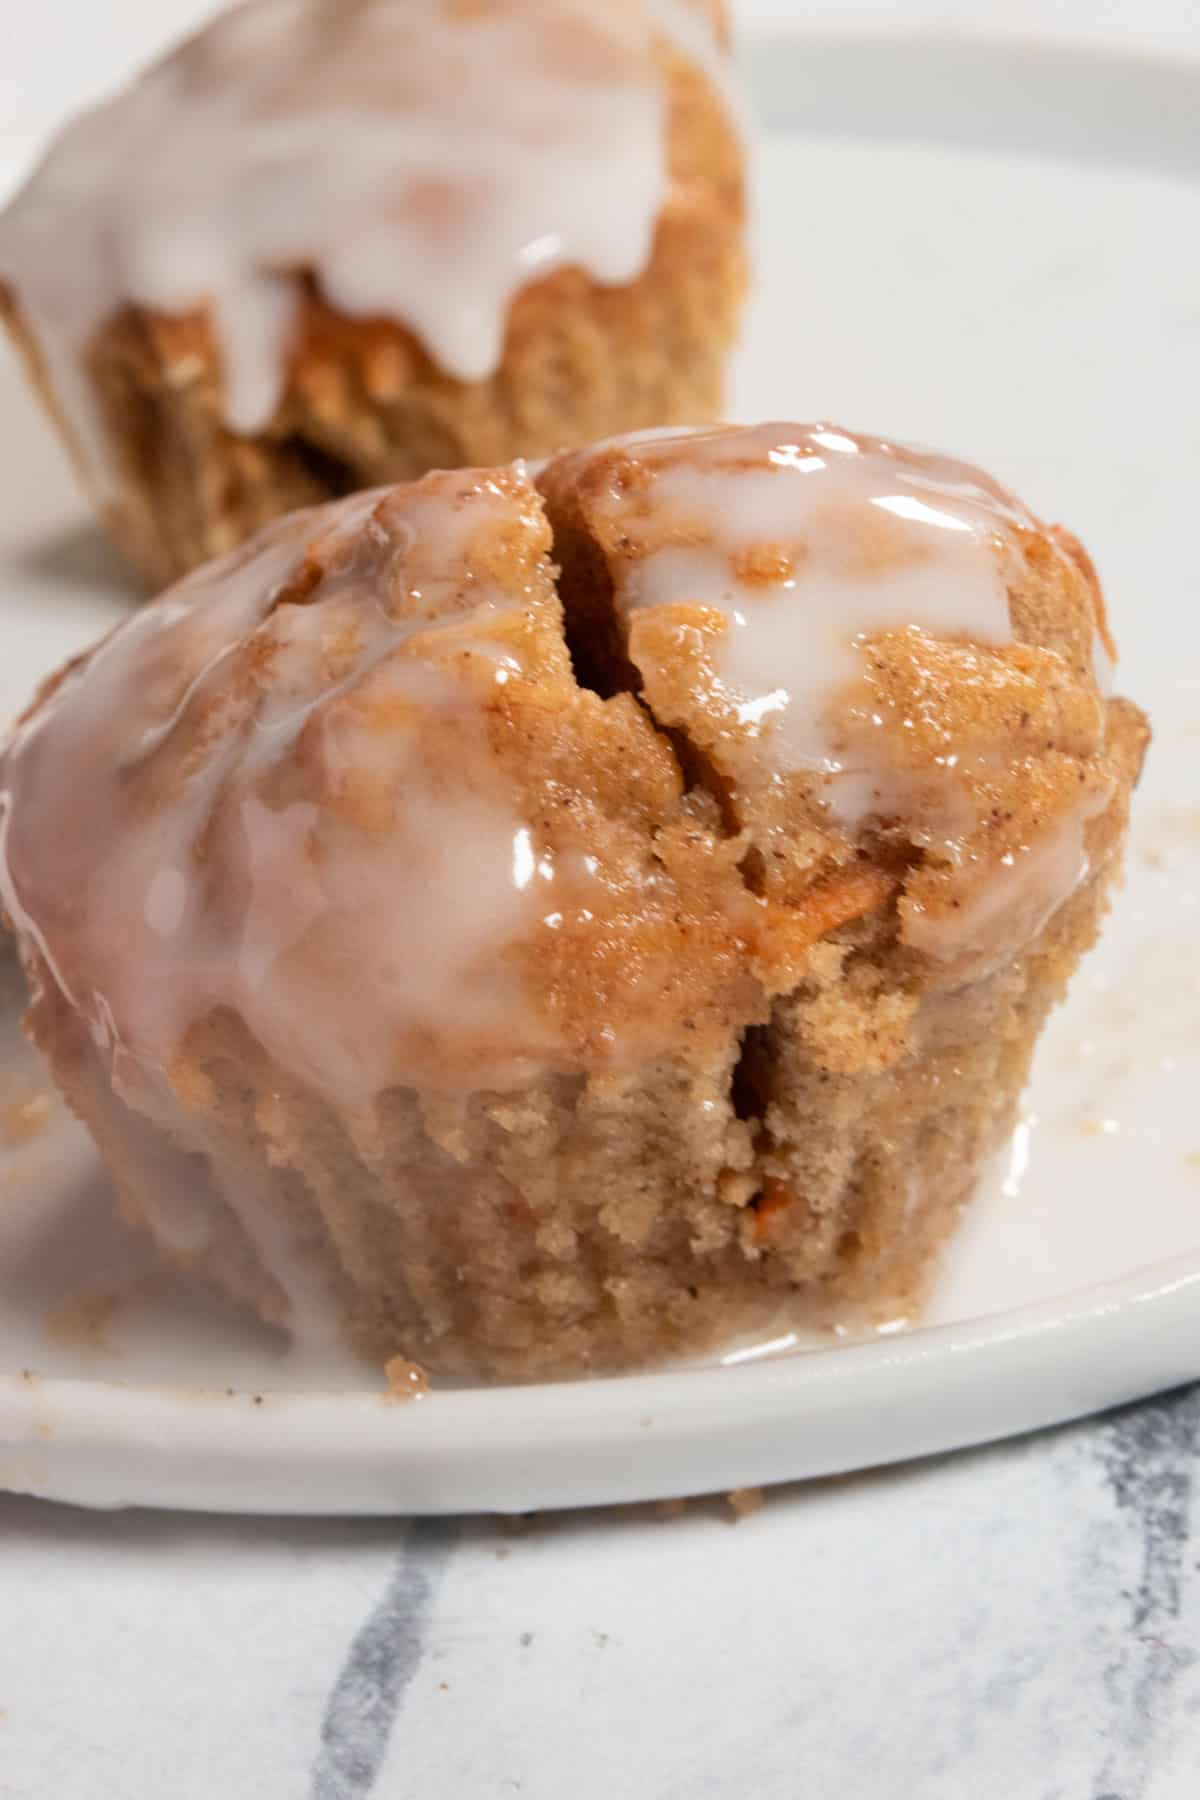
(0, 0), (728, 489)
(0, 471), (565, 1107)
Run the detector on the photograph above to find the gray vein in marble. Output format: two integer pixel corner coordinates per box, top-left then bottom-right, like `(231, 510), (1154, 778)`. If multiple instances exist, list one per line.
(1093, 1384), (1200, 1800)
(310, 1518), (458, 1799)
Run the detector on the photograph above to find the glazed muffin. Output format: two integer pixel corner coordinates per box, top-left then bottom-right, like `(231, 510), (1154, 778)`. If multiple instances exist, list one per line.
(0, 0), (745, 589)
(0, 424), (1147, 1381)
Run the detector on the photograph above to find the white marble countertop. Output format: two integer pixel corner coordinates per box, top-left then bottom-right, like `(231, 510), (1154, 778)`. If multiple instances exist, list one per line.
(2, 4), (1199, 1797)
(4, 1394), (1200, 1800)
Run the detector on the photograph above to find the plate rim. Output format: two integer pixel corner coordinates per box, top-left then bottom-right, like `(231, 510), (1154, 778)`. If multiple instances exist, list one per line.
(2, 27), (1197, 1511)
(4, 1252), (1200, 1513)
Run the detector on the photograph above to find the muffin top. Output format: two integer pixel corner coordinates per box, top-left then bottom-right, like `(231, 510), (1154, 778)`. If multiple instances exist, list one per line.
(0, 423), (1123, 1107)
(538, 423), (1119, 963)
(0, 0), (733, 485)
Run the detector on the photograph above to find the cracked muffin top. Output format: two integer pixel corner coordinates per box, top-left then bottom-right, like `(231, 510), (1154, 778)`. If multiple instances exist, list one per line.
(0, 424), (1129, 1105)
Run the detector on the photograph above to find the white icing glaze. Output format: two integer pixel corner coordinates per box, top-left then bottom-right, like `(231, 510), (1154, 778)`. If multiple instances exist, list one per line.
(563, 421), (1113, 961)
(1092, 624), (1117, 695)
(587, 422), (1031, 816)
(0, 469), (564, 1114)
(0, 0), (728, 490)
(76, 1030), (345, 1345)
(901, 793), (1104, 965)
(201, 1149), (346, 1348)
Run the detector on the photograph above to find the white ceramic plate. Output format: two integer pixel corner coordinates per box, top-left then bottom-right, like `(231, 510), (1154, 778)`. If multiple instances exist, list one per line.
(2, 32), (1199, 1515)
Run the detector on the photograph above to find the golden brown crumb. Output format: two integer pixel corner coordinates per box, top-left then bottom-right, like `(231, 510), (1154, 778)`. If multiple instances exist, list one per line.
(383, 1355), (430, 1401)
(726, 1486), (764, 1519)
(1078, 1114), (1121, 1138)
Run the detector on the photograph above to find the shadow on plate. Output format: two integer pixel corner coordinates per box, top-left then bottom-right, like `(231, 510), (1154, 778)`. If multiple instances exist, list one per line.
(13, 522), (142, 604)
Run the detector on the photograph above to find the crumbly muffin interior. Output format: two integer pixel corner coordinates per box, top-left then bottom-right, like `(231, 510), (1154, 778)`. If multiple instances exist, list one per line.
(0, 425), (1149, 1378)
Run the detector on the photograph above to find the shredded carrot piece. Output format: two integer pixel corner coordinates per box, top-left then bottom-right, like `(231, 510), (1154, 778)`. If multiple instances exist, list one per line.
(799, 863), (897, 939)
(1050, 523), (1118, 662)
(752, 1178), (795, 1245)
(752, 863), (897, 986)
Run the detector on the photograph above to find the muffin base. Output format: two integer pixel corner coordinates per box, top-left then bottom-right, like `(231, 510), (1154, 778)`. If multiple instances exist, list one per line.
(22, 701), (1145, 1383)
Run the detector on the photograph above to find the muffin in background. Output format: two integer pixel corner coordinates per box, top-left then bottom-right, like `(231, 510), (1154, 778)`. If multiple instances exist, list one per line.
(0, 424), (1148, 1381)
(0, 0), (745, 588)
